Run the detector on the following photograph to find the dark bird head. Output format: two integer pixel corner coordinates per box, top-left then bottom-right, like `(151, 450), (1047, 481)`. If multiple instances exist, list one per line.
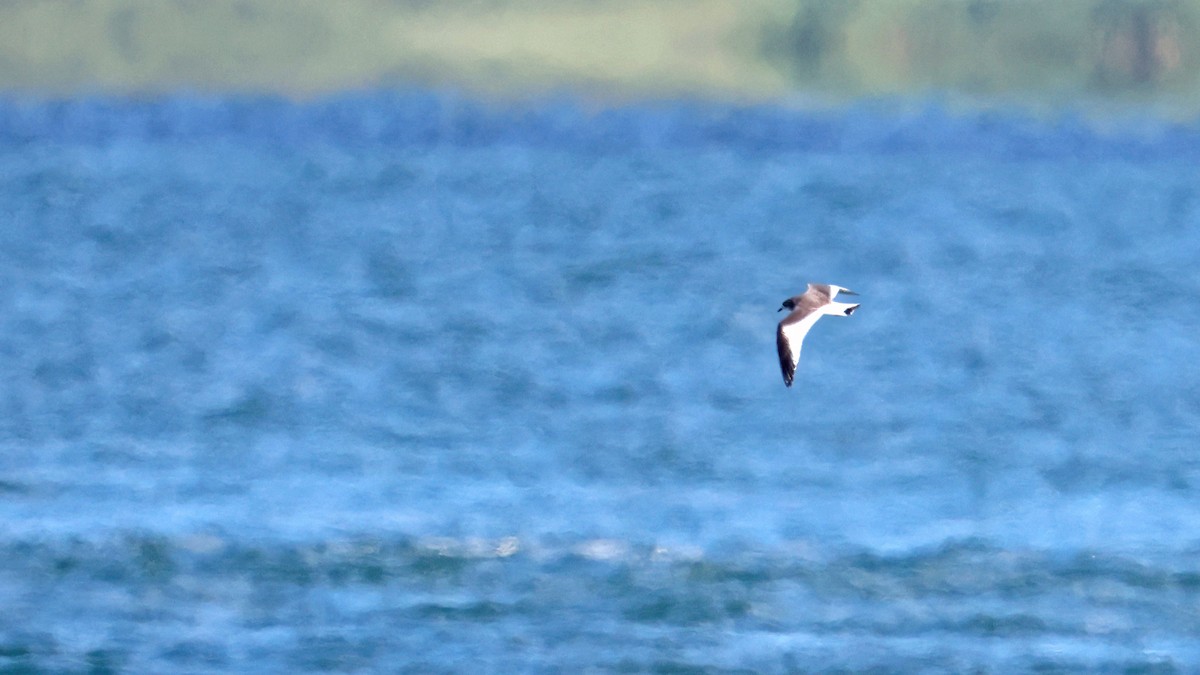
(777, 298), (796, 313)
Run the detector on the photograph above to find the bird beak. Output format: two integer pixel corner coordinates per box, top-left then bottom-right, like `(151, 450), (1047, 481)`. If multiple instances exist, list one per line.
(777, 306), (785, 312)
(839, 289), (859, 296)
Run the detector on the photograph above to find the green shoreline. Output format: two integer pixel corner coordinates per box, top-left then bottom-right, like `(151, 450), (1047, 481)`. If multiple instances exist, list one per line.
(2, 0), (1199, 109)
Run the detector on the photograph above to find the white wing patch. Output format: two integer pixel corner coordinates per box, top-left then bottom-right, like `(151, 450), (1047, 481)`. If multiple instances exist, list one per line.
(781, 311), (823, 368)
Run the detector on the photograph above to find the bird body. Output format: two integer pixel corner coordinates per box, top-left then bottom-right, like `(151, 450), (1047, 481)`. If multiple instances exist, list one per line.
(776, 283), (859, 387)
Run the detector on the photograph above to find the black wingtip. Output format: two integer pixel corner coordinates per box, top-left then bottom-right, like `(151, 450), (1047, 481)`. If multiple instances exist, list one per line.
(777, 323), (796, 388)
(781, 365), (795, 388)
(844, 304), (859, 316)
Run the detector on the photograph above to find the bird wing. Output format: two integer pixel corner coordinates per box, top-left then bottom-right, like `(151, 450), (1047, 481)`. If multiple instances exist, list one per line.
(776, 310), (823, 388)
(776, 323), (796, 387)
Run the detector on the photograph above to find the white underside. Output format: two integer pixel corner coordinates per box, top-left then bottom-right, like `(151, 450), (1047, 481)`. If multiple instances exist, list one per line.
(782, 302), (856, 367)
(781, 312), (823, 368)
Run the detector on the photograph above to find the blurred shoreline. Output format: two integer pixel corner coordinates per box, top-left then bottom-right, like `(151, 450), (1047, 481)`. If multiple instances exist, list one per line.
(1, 0), (1199, 112)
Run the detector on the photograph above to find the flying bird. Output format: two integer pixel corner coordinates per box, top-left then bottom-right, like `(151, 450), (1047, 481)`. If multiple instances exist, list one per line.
(776, 283), (860, 387)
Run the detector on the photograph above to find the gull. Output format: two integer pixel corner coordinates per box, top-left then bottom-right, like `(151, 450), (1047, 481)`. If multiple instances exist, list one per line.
(776, 284), (860, 387)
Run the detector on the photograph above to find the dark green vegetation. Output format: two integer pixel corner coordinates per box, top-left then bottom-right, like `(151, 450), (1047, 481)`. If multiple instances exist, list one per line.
(769, 0), (1200, 105)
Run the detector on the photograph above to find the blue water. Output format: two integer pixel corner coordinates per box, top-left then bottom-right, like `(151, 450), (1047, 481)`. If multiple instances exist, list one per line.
(2, 92), (1200, 672)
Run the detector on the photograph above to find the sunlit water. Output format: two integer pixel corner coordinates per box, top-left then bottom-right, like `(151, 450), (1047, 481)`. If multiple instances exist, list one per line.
(2, 93), (1199, 672)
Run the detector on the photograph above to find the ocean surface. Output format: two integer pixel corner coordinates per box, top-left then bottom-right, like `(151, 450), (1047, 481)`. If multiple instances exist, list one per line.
(1, 92), (1199, 672)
